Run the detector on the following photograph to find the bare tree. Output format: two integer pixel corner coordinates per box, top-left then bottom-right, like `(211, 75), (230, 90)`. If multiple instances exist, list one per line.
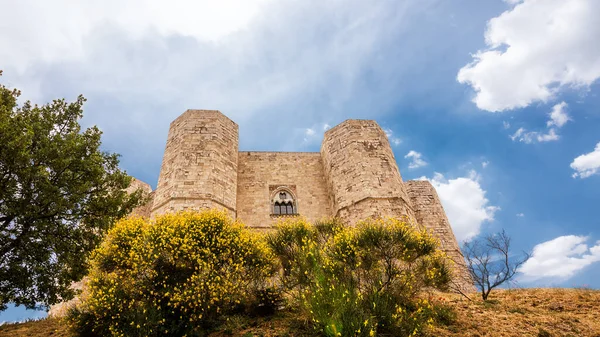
(463, 229), (530, 300)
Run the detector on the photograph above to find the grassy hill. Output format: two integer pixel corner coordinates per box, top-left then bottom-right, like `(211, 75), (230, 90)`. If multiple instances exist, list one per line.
(1, 288), (599, 337)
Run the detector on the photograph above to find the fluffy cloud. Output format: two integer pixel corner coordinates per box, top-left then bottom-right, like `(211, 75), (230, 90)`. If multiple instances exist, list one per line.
(510, 127), (558, 144)
(0, 0), (271, 71)
(547, 102), (570, 128)
(519, 235), (600, 280)
(481, 161), (489, 168)
(516, 213), (525, 217)
(457, 0), (600, 111)
(509, 102), (569, 143)
(571, 142), (600, 178)
(404, 151), (427, 169)
(0, 0), (449, 184)
(423, 171), (499, 242)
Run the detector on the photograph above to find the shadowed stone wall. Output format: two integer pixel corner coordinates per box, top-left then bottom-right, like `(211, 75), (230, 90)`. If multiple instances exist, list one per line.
(126, 178), (154, 217)
(405, 180), (473, 292)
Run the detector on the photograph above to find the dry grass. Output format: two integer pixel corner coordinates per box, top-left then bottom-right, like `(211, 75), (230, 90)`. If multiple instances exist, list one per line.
(432, 288), (600, 337)
(1, 288), (599, 337)
(0, 318), (70, 337)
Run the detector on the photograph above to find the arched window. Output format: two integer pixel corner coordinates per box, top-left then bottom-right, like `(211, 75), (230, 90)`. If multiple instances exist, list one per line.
(271, 189), (297, 216)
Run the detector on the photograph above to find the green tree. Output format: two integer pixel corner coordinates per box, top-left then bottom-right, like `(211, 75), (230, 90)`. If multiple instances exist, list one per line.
(0, 71), (143, 311)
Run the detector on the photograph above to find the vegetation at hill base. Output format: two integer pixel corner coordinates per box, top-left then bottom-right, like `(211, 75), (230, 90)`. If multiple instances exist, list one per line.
(0, 70), (144, 311)
(2, 288), (599, 337)
(59, 211), (452, 336)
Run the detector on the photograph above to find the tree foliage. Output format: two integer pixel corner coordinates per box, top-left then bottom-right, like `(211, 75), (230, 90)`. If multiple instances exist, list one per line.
(68, 211), (276, 337)
(267, 217), (452, 336)
(462, 229), (529, 300)
(0, 71), (143, 310)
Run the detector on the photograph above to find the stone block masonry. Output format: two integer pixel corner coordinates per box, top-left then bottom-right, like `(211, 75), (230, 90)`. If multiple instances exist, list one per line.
(320, 119), (416, 225)
(237, 152), (332, 229)
(151, 110), (238, 219)
(130, 109), (471, 290)
(405, 180), (473, 292)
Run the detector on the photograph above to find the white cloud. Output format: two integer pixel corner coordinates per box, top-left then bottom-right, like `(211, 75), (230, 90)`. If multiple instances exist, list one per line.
(481, 161), (489, 168)
(305, 128), (316, 137)
(383, 128), (402, 146)
(404, 150), (427, 169)
(509, 102), (568, 144)
(510, 127), (559, 144)
(571, 142), (600, 178)
(0, 0), (271, 72)
(0, 0), (439, 165)
(516, 213), (524, 217)
(457, 0), (600, 111)
(547, 101), (570, 128)
(423, 171), (499, 242)
(519, 235), (600, 280)
(502, 121), (511, 129)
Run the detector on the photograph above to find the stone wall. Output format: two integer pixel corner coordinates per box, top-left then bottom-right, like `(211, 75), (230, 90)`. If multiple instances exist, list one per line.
(405, 180), (473, 292)
(151, 110), (238, 219)
(236, 152), (332, 229)
(320, 119), (416, 225)
(126, 178), (154, 217)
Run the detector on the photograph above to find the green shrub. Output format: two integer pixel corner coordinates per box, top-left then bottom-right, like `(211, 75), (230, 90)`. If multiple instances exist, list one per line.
(267, 217), (453, 336)
(67, 210), (277, 336)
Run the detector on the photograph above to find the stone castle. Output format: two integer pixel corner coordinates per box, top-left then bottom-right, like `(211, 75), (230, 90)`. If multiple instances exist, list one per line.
(48, 109), (471, 317)
(129, 109), (470, 289)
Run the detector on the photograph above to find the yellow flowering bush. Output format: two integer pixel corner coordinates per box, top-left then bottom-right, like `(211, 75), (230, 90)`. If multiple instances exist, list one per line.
(67, 210), (276, 337)
(267, 217), (452, 337)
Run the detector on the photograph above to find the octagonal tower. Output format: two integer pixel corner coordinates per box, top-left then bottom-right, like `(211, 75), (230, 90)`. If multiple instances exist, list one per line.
(320, 119), (416, 225)
(151, 110), (238, 218)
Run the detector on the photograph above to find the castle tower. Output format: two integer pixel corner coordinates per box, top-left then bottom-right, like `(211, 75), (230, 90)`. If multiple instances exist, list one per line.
(320, 120), (416, 225)
(405, 180), (473, 291)
(151, 110), (239, 218)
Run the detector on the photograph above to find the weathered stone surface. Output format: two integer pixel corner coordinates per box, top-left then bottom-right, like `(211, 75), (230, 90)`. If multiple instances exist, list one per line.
(237, 152), (332, 229)
(151, 110), (238, 219)
(320, 119), (416, 225)
(405, 180), (474, 292)
(126, 178), (154, 217)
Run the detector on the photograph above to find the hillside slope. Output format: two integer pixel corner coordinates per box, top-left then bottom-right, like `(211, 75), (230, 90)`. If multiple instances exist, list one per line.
(1, 288), (598, 337)
(432, 288), (600, 337)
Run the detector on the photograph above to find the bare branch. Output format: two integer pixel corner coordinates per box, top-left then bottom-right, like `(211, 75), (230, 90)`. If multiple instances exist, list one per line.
(463, 229), (529, 300)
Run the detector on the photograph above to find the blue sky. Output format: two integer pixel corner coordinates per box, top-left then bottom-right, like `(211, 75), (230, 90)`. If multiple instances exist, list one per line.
(1, 0), (600, 323)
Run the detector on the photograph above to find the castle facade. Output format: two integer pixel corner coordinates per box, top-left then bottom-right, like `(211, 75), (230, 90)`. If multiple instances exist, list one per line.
(132, 109), (469, 289)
